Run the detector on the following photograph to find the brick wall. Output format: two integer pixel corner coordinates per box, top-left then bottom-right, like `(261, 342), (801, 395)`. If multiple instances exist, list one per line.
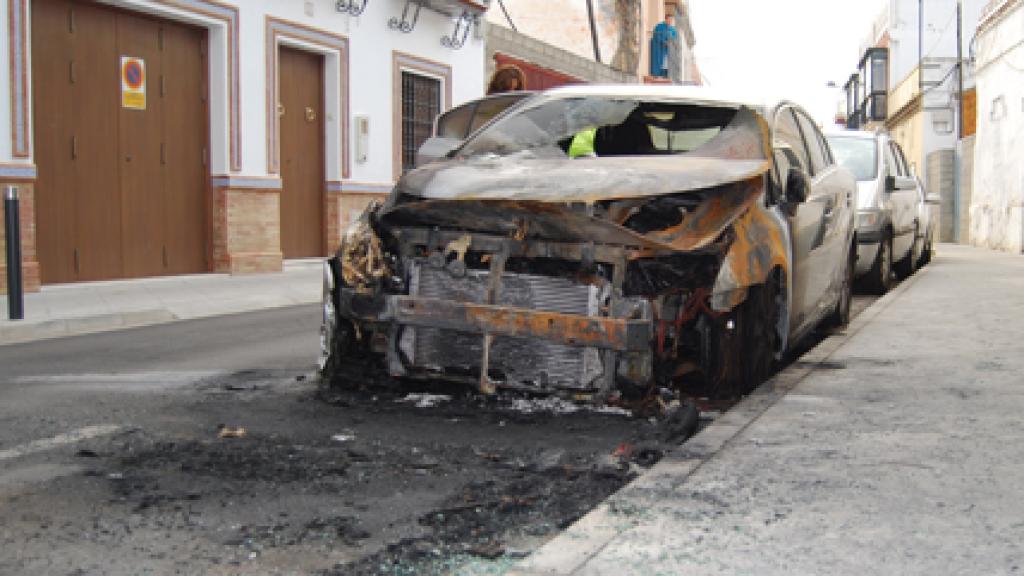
(211, 186), (283, 274)
(0, 180), (41, 294)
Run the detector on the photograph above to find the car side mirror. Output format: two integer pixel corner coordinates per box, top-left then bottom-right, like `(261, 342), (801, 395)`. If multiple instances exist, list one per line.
(884, 175), (897, 193)
(925, 192), (942, 204)
(785, 167), (811, 204)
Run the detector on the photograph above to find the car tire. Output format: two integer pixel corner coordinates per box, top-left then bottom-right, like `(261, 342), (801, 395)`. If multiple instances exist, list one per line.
(318, 285), (360, 387)
(918, 235), (933, 267)
(862, 231), (893, 295)
(826, 241), (855, 329)
(707, 278), (780, 399)
(894, 226), (918, 280)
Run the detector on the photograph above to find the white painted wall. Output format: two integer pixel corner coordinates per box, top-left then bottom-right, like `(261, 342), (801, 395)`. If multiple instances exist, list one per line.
(970, 0), (1024, 253)
(0, 1), (13, 165)
(863, 0), (985, 197)
(0, 0), (486, 185)
(885, 0), (985, 87)
(485, 0), (614, 64)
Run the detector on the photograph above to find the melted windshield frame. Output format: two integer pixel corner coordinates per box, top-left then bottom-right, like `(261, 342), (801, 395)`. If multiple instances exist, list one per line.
(454, 95), (739, 160)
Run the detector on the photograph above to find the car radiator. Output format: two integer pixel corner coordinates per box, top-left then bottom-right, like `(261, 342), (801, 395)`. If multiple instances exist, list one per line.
(406, 261), (604, 390)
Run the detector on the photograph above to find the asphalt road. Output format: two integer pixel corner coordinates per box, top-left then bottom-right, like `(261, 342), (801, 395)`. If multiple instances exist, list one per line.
(0, 305), (667, 574)
(0, 295), (876, 575)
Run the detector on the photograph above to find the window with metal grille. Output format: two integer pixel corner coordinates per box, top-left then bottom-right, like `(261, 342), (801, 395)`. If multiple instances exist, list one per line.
(401, 71), (441, 173)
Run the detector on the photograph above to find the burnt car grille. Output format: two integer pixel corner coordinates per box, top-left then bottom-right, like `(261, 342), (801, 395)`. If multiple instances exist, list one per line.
(407, 262), (602, 390)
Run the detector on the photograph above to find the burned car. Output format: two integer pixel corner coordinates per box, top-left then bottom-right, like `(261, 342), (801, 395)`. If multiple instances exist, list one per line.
(320, 86), (855, 402)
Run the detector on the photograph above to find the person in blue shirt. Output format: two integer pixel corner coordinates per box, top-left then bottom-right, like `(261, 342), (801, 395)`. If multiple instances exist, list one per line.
(650, 13), (678, 78)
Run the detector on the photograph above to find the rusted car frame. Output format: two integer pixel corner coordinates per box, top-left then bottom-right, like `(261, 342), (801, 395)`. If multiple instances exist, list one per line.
(320, 86), (855, 403)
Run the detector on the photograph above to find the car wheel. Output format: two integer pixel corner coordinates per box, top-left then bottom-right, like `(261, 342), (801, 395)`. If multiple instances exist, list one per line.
(918, 235), (933, 267)
(707, 278), (780, 399)
(826, 241), (855, 329)
(894, 226), (918, 280)
(862, 232), (893, 295)
(318, 284), (359, 387)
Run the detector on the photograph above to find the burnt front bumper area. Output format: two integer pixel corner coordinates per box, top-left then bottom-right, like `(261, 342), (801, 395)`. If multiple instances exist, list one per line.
(335, 229), (655, 395)
(389, 297), (651, 351)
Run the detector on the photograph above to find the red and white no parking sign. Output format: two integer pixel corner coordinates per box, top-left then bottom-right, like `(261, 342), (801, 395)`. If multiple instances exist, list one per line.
(121, 56), (146, 110)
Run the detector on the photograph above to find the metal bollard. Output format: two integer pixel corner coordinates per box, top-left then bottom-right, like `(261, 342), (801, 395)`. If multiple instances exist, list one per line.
(5, 185), (23, 320)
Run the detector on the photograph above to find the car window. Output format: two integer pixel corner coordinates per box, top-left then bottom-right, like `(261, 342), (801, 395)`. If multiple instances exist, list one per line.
(795, 111), (829, 175)
(457, 96), (738, 159)
(883, 140), (900, 177)
(826, 135), (877, 181)
(437, 101), (476, 139)
(467, 95), (524, 134)
(772, 107), (811, 188)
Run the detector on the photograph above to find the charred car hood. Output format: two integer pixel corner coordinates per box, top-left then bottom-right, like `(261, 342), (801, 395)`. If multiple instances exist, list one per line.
(381, 107), (772, 253)
(395, 155), (767, 203)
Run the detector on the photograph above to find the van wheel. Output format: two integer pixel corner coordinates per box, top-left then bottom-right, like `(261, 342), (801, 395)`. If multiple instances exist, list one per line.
(862, 232), (893, 295)
(894, 226), (918, 280)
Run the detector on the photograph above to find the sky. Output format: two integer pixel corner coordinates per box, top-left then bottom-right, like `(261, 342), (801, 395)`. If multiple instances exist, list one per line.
(687, 0), (889, 128)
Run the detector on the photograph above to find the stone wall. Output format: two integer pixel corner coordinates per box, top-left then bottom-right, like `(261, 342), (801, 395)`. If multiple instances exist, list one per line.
(927, 149), (957, 242)
(485, 23), (636, 86)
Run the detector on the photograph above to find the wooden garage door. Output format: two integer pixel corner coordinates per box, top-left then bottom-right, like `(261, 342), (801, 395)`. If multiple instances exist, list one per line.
(278, 47), (325, 259)
(32, 0), (208, 284)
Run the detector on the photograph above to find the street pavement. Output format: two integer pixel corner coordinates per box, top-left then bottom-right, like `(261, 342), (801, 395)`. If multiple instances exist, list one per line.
(0, 259), (322, 345)
(512, 243), (1024, 575)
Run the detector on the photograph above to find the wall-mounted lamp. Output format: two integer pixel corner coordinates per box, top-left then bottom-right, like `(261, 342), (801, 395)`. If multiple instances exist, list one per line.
(389, 0), (422, 33)
(441, 12), (475, 49)
(335, 0), (369, 16)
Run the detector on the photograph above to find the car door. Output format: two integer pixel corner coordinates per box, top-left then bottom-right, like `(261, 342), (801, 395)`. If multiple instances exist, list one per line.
(794, 109), (852, 319)
(888, 141), (918, 259)
(772, 106), (827, 338)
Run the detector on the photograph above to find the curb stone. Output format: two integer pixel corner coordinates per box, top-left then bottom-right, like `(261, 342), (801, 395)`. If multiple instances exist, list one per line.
(0, 309), (178, 346)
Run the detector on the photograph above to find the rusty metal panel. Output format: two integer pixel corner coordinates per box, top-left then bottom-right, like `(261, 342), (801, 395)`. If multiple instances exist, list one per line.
(390, 296), (651, 352)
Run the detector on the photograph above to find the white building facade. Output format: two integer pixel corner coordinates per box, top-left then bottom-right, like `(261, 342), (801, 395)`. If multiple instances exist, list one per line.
(0, 0), (487, 292)
(971, 0), (1024, 253)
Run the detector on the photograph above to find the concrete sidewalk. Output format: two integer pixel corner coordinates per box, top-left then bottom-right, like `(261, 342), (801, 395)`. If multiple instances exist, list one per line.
(513, 244), (1024, 575)
(0, 259), (321, 345)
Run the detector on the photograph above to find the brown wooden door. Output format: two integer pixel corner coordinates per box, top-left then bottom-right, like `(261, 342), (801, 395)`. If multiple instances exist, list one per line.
(31, 0), (208, 283)
(71, 1), (123, 281)
(117, 12), (165, 278)
(160, 24), (208, 275)
(32, 0), (78, 284)
(279, 47), (325, 259)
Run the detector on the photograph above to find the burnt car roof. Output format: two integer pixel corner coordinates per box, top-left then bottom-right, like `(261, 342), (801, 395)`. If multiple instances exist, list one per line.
(537, 84), (772, 113)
